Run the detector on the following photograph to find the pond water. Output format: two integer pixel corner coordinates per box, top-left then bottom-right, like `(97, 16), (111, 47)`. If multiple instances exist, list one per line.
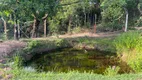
(26, 48), (133, 74)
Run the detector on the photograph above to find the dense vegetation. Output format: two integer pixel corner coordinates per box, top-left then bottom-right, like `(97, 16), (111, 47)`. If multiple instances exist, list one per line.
(0, 0), (142, 40)
(0, 0), (142, 80)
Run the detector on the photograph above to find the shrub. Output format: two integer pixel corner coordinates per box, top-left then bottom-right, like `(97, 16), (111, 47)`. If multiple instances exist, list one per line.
(25, 40), (40, 51)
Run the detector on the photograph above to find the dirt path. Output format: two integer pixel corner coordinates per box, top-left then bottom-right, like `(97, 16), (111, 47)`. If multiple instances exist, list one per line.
(59, 31), (122, 38)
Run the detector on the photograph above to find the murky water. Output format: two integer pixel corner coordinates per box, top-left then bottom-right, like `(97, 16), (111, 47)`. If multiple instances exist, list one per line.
(26, 48), (133, 74)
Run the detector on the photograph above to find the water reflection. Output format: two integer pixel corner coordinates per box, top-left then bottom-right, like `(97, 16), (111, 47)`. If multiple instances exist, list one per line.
(26, 48), (133, 74)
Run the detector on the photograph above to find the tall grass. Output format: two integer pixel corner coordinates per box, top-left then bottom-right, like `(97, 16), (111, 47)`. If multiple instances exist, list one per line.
(113, 31), (142, 72)
(113, 31), (142, 55)
(104, 66), (120, 76)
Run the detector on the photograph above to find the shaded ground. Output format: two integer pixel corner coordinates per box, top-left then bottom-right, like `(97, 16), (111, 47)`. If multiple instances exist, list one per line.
(0, 41), (26, 59)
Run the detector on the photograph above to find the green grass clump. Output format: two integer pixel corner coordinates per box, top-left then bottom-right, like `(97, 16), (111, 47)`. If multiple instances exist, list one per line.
(113, 31), (142, 72)
(104, 66), (120, 76)
(113, 31), (142, 54)
(10, 69), (142, 80)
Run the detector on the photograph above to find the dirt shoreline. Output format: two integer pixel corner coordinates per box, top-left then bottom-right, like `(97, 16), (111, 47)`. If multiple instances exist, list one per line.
(0, 41), (27, 59)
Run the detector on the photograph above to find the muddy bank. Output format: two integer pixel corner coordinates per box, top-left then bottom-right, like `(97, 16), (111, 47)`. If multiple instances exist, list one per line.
(0, 41), (27, 59)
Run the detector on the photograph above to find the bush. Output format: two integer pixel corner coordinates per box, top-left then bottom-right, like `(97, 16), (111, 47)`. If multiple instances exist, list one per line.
(24, 40), (40, 51)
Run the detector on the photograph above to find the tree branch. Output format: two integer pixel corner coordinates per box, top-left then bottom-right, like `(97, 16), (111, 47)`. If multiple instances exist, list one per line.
(42, 14), (48, 20)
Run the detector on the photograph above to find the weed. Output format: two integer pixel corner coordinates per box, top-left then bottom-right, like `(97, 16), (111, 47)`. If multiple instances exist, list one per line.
(113, 31), (142, 73)
(113, 31), (142, 55)
(104, 66), (120, 76)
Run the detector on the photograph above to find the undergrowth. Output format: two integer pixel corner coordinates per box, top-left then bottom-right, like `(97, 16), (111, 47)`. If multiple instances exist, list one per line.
(113, 31), (142, 55)
(113, 30), (142, 73)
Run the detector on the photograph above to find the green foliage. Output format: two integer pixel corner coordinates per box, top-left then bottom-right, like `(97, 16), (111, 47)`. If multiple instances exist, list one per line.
(1, 33), (7, 40)
(104, 66), (120, 76)
(113, 31), (142, 73)
(135, 16), (142, 27)
(101, 0), (126, 21)
(101, 21), (123, 31)
(1, 0), (142, 38)
(10, 69), (142, 80)
(23, 39), (71, 55)
(48, 17), (60, 34)
(26, 40), (40, 50)
(101, 0), (126, 30)
(12, 55), (23, 69)
(113, 31), (142, 54)
(128, 53), (142, 72)
(71, 27), (82, 34)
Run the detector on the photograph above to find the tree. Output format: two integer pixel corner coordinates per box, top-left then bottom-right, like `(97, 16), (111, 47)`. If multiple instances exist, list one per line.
(19, 0), (59, 37)
(0, 1), (12, 40)
(60, 0), (79, 33)
(1, 16), (7, 40)
(0, 0), (59, 38)
(101, 0), (126, 30)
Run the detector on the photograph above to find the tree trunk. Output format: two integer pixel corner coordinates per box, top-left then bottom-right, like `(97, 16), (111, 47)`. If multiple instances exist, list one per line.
(68, 16), (72, 34)
(1, 17), (7, 40)
(83, 9), (87, 26)
(17, 20), (20, 39)
(94, 14), (97, 33)
(14, 21), (18, 40)
(124, 8), (129, 32)
(42, 14), (48, 37)
(43, 19), (47, 37)
(31, 18), (36, 38)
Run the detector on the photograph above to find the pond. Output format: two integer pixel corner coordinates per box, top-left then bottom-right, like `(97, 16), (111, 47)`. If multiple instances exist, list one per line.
(26, 48), (133, 74)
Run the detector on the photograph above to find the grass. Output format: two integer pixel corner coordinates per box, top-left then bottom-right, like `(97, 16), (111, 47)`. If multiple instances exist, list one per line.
(113, 30), (142, 72)
(104, 66), (120, 76)
(10, 68), (142, 80)
(113, 30), (142, 55)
